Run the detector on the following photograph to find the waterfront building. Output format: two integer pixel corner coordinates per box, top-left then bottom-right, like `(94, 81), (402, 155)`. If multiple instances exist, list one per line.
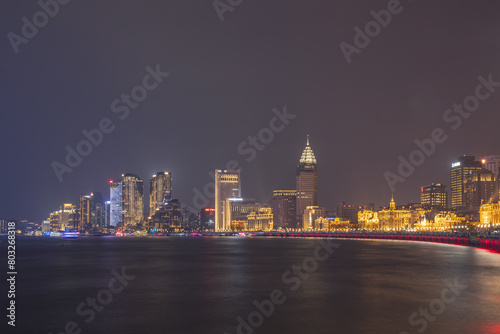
(91, 192), (106, 229)
(421, 183), (448, 210)
(432, 212), (467, 231)
(122, 173), (144, 227)
(272, 190), (297, 229)
(337, 202), (361, 226)
(358, 209), (379, 230)
(214, 169), (241, 231)
(247, 207), (273, 230)
(450, 156), (483, 211)
(200, 208), (215, 230)
(223, 198), (260, 230)
(42, 220), (51, 233)
(110, 180), (123, 227)
(482, 155), (500, 201)
(464, 168), (495, 212)
(150, 199), (182, 231)
(149, 172), (172, 217)
(359, 196), (420, 231)
(105, 201), (111, 228)
(480, 201), (500, 230)
(302, 206), (326, 230)
(315, 217), (350, 231)
(79, 195), (92, 230)
(296, 135), (318, 227)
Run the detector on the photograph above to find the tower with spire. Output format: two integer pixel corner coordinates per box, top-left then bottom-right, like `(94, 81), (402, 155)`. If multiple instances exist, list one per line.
(296, 135), (318, 228)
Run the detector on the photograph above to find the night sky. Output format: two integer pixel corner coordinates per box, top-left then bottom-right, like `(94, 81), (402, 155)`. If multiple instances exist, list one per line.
(1, 0), (500, 221)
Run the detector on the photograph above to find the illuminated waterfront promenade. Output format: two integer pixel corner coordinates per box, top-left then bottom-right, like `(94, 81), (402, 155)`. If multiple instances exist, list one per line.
(156, 231), (500, 253)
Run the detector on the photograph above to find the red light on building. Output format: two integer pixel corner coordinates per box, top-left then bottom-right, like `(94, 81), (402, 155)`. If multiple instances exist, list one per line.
(109, 180), (113, 184)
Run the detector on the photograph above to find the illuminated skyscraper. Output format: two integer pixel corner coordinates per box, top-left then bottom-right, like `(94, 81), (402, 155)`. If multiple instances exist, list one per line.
(149, 172), (172, 217)
(464, 168), (495, 212)
(122, 173), (144, 226)
(105, 200), (111, 227)
(450, 156), (483, 210)
(110, 180), (123, 227)
(272, 190), (297, 229)
(79, 195), (92, 230)
(482, 155), (500, 201)
(214, 169), (241, 231)
(296, 135), (318, 227)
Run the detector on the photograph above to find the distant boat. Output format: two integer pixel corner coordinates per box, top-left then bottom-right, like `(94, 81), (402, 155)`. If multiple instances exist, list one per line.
(61, 231), (80, 238)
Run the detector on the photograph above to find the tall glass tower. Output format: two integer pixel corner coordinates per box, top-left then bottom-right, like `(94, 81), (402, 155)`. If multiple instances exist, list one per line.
(296, 135), (318, 227)
(110, 180), (123, 227)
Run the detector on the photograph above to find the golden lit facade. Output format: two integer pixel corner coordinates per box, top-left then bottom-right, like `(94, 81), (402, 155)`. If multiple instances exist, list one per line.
(247, 207), (273, 230)
(358, 210), (379, 230)
(359, 196), (419, 231)
(432, 212), (467, 231)
(215, 169), (241, 231)
(480, 202), (500, 230)
(314, 217), (350, 231)
(302, 206), (326, 230)
(122, 173), (144, 226)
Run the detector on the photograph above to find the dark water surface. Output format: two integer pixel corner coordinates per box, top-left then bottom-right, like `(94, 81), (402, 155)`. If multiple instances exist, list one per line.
(6, 236), (500, 334)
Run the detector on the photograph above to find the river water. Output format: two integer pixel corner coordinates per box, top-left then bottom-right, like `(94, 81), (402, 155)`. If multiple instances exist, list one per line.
(8, 236), (500, 334)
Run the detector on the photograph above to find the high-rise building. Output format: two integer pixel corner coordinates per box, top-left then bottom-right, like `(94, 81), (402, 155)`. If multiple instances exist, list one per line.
(450, 156), (483, 210)
(105, 201), (111, 228)
(122, 173), (144, 226)
(149, 172), (172, 217)
(91, 192), (105, 229)
(214, 169), (241, 231)
(296, 135), (318, 227)
(110, 180), (123, 227)
(79, 195), (92, 230)
(482, 155), (500, 201)
(302, 206), (326, 230)
(464, 168), (495, 212)
(150, 199), (182, 231)
(272, 190), (297, 229)
(421, 183), (448, 210)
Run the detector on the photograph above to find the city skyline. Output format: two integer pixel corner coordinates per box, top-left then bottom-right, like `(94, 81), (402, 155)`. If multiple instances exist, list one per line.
(3, 1), (500, 222)
(4, 137), (500, 224)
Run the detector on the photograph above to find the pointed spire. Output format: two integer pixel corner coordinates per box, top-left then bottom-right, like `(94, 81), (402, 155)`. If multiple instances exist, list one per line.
(300, 135), (317, 164)
(389, 194), (396, 210)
